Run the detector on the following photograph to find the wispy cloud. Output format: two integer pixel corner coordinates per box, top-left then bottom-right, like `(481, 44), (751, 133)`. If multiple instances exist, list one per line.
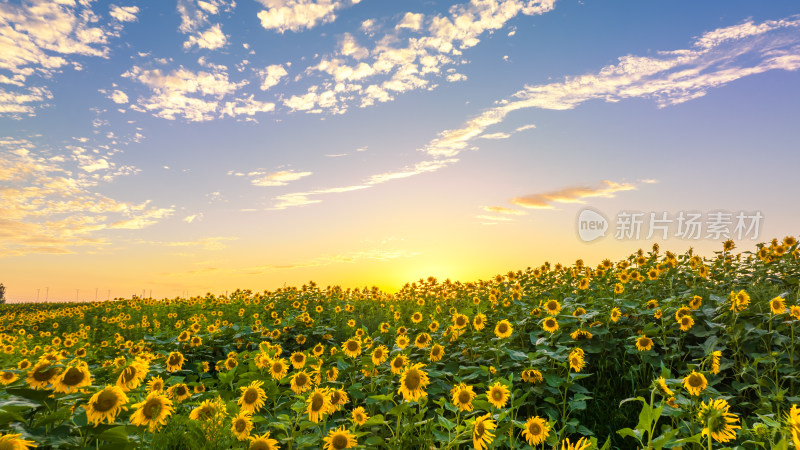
(510, 180), (636, 210)
(421, 15), (800, 158)
(483, 206), (526, 216)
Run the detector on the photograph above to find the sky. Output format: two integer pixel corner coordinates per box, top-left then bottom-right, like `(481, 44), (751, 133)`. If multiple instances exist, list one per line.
(1, 0), (800, 301)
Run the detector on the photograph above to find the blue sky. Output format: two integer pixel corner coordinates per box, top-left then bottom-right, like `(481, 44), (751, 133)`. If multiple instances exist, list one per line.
(2, 0), (800, 301)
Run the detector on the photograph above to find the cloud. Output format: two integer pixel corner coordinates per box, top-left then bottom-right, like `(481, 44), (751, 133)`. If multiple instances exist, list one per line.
(483, 206), (526, 215)
(110, 90), (129, 104)
(0, 0), (134, 115)
(177, 0), (233, 34)
(479, 132), (511, 140)
(292, 0), (557, 113)
(420, 15), (800, 157)
(259, 64), (289, 90)
(123, 64), (253, 121)
(109, 5), (140, 22)
(183, 214), (201, 223)
(249, 169), (313, 186)
(510, 180), (636, 210)
(183, 23), (228, 50)
(255, 0), (361, 33)
(0, 138), (173, 257)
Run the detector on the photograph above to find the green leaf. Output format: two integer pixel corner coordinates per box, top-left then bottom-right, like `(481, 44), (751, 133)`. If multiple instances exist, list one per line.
(437, 415), (456, 430)
(97, 426), (131, 444)
(363, 414), (385, 426)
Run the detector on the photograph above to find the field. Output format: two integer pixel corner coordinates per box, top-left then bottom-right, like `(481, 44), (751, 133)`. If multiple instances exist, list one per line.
(1, 238), (800, 450)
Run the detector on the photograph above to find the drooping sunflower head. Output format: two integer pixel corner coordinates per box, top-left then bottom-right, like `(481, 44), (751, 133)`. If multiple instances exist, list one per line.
(54, 362), (92, 393)
(0, 433), (37, 449)
(165, 352), (185, 372)
(521, 369), (544, 384)
(522, 416), (550, 446)
(329, 388), (349, 411)
(472, 413), (497, 450)
(655, 376), (674, 397)
(689, 295), (703, 310)
(610, 307), (621, 322)
(698, 398), (741, 443)
(430, 343), (444, 362)
(248, 431), (280, 450)
(414, 333), (431, 348)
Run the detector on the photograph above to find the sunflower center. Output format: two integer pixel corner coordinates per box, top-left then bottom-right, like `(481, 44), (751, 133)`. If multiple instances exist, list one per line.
(168, 354), (181, 365)
(176, 386), (187, 396)
(1, 372), (13, 380)
(393, 358), (404, 368)
(311, 393), (324, 411)
(272, 362), (283, 373)
(330, 391), (341, 405)
(492, 390), (502, 400)
(458, 391), (471, 404)
(404, 370), (421, 390)
(498, 323), (508, 333)
(94, 390), (120, 412)
(121, 367), (136, 383)
(331, 434), (348, 449)
(529, 422), (541, 434)
(689, 375), (703, 387)
(347, 341), (358, 351)
(62, 367), (85, 386)
(375, 350), (383, 358)
(456, 317), (466, 326)
(33, 366), (58, 382)
(234, 419), (247, 432)
(244, 388), (258, 404)
(476, 421), (485, 436)
(294, 355), (303, 362)
(142, 398), (162, 419)
(418, 335), (427, 343)
(296, 373), (308, 386)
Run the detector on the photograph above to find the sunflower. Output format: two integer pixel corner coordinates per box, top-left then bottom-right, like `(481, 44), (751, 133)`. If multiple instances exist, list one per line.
(791, 305), (800, 320)
(239, 380), (267, 413)
(194, 383), (206, 394)
(679, 315), (695, 331)
(167, 383), (191, 403)
(571, 329), (593, 340)
(189, 398), (220, 421)
(312, 343), (325, 356)
(729, 290), (750, 312)
(329, 388), (349, 411)
(544, 299), (561, 316)
(398, 363), (429, 402)
(428, 320), (440, 333)
(770, 296), (787, 314)
(521, 369), (543, 384)
(165, 351), (185, 372)
(683, 371), (708, 396)
(326, 366), (339, 382)
(710, 350), (722, 375)
(290, 370), (312, 394)
(558, 436), (592, 450)
(341, 339), (362, 358)
(390, 355), (407, 374)
(352, 406), (369, 426)
(451, 382), (477, 411)
(568, 348), (585, 372)
(522, 416), (550, 446)
(573, 307), (586, 317)
(0, 433), (37, 449)
(698, 398), (741, 443)
(269, 358), (288, 380)
(543, 317), (559, 333)
(487, 381), (510, 409)
(786, 404), (800, 448)
(429, 343), (444, 362)
(380, 322), (390, 333)
(52, 361), (92, 394)
(689, 295), (703, 310)
(248, 431), (280, 450)
(414, 333), (432, 349)
(147, 376), (165, 393)
(614, 283), (624, 294)
(646, 299), (659, 309)
(452, 313), (469, 329)
(655, 376), (674, 397)
(494, 320), (513, 339)
(17, 360), (31, 370)
(371, 345), (388, 365)
(578, 277), (590, 290)
(395, 335), (410, 349)
(610, 307), (621, 323)
(322, 426), (357, 450)
(290, 352), (307, 369)
(0, 371), (18, 385)
(305, 388), (332, 423)
(84, 385), (128, 425)
(130, 391), (173, 431)
(26, 360), (60, 389)
(230, 411), (254, 441)
(666, 397), (679, 408)
(224, 357), (238, 371)
(472, 413), (497, 450)
(411, 312), (423, 323)
(636, 336), (654, 352)
(654, 309), (663, 319)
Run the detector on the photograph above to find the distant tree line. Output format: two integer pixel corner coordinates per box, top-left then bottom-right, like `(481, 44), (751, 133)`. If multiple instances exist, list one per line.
(0, 283), (5, 304)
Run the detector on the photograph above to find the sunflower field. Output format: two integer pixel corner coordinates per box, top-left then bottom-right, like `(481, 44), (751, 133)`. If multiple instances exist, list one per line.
(2, 238), (800, 450)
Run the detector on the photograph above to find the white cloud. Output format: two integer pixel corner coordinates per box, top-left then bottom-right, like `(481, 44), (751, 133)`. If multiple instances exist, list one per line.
(255, 0), (361, 33)
(479, 132), (510, 140)
(421, 16), (800, 158)
(511, 180), (637, 210)
(109, 5), (140, 22)
(110, 89), (129, 104)
(184, 23), (228, 50)
(259, 64), (289, 90)
(396, 12), (423, 31)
